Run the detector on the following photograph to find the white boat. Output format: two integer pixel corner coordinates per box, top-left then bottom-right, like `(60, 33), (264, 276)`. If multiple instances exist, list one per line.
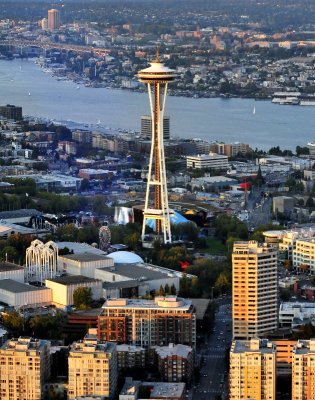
(253, 106), (256, 115)
(28, 92), (31, 96)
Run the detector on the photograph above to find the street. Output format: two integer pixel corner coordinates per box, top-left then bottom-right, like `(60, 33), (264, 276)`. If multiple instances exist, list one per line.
(192, 302), (232, 400)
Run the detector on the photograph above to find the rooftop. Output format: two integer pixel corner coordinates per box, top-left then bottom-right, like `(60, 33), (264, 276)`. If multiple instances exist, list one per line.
(102, 280), (141, 290)
(187, 153), (228, 160)
(293, 339), (315, 354)
(117, 344), (145, 353)
(102, 296), (193, 311)
(0, 279), (50, 294)
(152, 343), (192, 358)
(0, 261), (24, 272)
(1, 337), (48, 353)
(56, 242), (107, 255)
(46, 275), (101, 286)
(98, 263), (173, 281)
(59, 252), (112, 263)
(120, 379), (185, 398)
(0, 208), (41, 219)
(232, 339), (275, 354)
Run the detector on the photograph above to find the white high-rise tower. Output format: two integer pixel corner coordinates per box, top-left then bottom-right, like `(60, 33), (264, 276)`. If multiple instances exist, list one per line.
(138, 51), (176, 244)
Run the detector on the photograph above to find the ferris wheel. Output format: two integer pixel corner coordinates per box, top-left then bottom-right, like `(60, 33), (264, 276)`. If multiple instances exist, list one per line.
(99, 225), (111, 251)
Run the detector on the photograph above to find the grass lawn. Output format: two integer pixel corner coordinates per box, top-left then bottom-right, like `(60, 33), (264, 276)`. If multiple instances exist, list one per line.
(202, 237), (227, 255)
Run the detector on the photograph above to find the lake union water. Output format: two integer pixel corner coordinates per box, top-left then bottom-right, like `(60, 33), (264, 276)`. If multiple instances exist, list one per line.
(0, 59), (315, 150)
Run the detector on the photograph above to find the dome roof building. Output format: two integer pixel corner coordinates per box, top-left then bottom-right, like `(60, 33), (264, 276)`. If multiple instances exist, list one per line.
(107, 251), (144, 264)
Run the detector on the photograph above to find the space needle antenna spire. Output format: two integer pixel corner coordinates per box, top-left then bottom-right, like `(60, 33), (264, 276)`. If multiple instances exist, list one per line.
(137, 52), (177, 245)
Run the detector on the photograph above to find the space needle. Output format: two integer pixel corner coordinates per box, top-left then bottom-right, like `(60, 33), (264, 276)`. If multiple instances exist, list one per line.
(138, 50), (176, 244)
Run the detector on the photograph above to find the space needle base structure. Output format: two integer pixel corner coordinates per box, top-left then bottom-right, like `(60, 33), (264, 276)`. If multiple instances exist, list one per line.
(138, 52), (176, 245)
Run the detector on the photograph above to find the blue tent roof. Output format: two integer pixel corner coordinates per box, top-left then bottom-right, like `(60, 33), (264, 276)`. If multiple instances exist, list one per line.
(146, 211), (189, 230)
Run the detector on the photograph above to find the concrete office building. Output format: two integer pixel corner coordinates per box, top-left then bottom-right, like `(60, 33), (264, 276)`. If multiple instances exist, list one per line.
(141, 115), (170, 140)
(292, 339), (315, 400)
(232, 241), (278, 339)
(48, 9), (60, 30)
(186, 153), (229, 170)
(68, 333), (117, 400)
(0, 337), (50, 400)
(0, 104), (22, 120)
(229, 339), (276, 400)
(98, 296), (196, 350)
(45, 275), (102, 308)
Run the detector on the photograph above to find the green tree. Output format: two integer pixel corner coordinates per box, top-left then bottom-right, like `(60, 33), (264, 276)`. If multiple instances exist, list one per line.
(157, 285), (165, 296)
(164, 283), (170, 294)
(73, 287), (93, 310)
(80, 178), (90, 191)
(306, 196), (314, 208)
(215, 272), (230, 294)
(170, 283), (177, 295)
(293, 322), (315, 339)
(2, 311), (24, 333)
(124, 232), (140, 250)
(214, 214), (248, 244)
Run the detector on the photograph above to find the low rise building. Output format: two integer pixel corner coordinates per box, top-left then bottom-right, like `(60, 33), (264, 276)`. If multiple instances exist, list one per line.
(279, 302), (315, 328)
(0, 262), (25, 283)
(293, 238), (315, 272)
(95, 262), (180, 293)
(186, 152), (229, 170)
(119, 378), (185, 400)
(151, 343), (193, 383)
(58, 253), (113, 278)
(78, 169), (114, 180)
(117, 344), (145, 371)
(0, 279), (52, 307)
(273, 196), (295, 214)
(45, 275), (103, 308)
(191, 175), (238, 190)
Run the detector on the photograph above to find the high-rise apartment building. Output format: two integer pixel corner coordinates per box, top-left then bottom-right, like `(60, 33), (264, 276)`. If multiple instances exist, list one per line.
(141, 115), (170, 140)
(41, 18), (48, 30)
(68, 332), (117, 400)
(98, 296), (196, 349)
(0, 337), (50, 400)
(230, 339), (276, 400)
(47, 9), (60, 30)
(292, 339), (315, 400)
(232, 241), (278, 339)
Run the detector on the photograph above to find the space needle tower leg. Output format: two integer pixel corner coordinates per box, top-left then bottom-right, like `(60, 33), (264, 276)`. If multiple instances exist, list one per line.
(138, 52), (176, 245)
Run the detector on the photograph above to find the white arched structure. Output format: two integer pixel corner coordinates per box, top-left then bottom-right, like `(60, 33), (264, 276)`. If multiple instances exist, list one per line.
(26, 240), (58, 283)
